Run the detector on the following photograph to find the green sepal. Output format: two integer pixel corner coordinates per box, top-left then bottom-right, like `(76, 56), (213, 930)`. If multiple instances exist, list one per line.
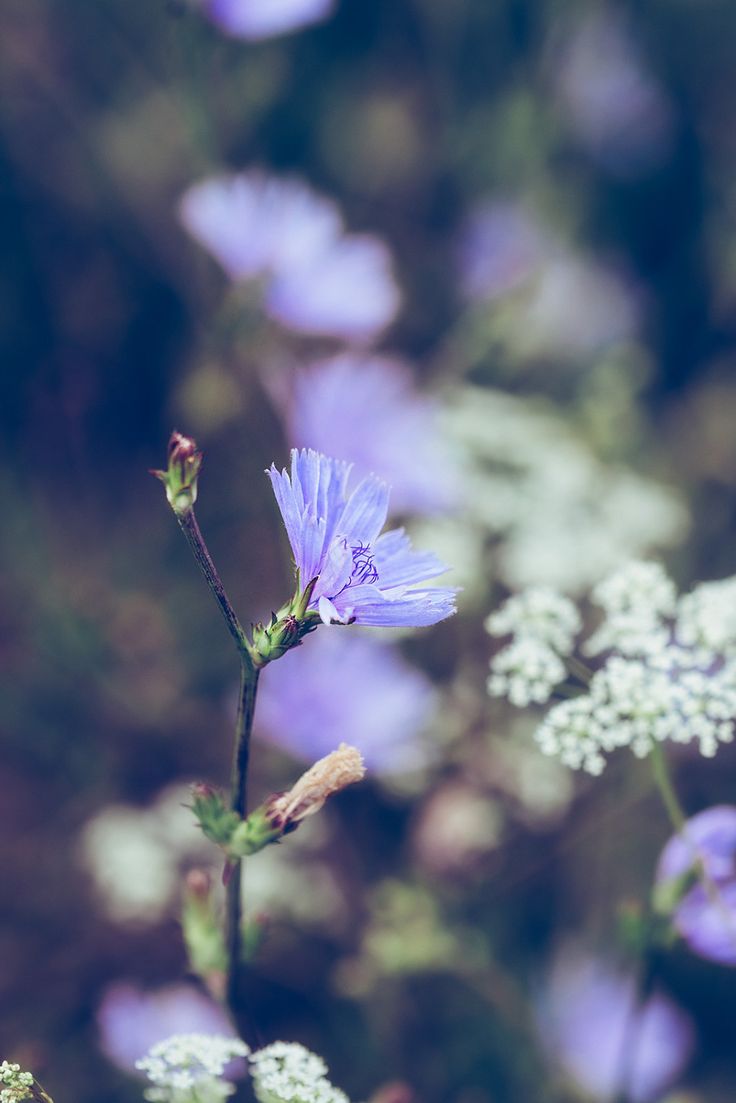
(191, 785), (241, 847)
(227, 806), (283, 858)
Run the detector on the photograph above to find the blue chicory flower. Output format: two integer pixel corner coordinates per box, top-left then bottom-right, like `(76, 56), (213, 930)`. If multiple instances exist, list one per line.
(97, 982), (240, 1074)
(179, 172), (400, 341)
(256, 629), (438, 774)
(538, 947), (695, 1102)
(205, 0), (335, 40)
(267, 448), (457, 628)
(656, 805), (736, 966)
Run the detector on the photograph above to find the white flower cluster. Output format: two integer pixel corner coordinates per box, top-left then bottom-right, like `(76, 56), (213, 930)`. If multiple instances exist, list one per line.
(249, 1042), (350, 1103)
(0, 1063), (34, 1103)
(136, 1034), (249, 1103)
(486, 588), (581, 706)
(490, 561), (736, 775)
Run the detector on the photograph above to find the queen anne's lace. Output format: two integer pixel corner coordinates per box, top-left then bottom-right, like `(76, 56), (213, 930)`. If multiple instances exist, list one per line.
(136, 1034), (249, 1103)
(0, 1063), (34, 1103)
(488, 561), (736, 774)
(486, 587), (581, 705)
(249, 1042), (350, 1103)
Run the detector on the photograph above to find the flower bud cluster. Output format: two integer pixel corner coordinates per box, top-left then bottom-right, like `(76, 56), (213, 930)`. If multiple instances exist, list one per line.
(136, 1034), (250, 1103)
(488, 560), (736, 775)
(249, 1042), (350, 1103)
(486, 587), (581, 705)
(0, 1063), (34, 1103)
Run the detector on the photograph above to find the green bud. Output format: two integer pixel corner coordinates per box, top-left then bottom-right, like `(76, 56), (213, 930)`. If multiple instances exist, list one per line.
(652, 864), (700, 918)
(227, 807), (283, 858)
(182, 869), (227, 995)
(190, 783), (240, 847)
(151, 430), (203, 516)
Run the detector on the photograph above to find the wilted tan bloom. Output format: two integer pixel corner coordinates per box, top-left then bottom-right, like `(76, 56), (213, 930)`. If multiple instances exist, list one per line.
(269, 743), (365, 826)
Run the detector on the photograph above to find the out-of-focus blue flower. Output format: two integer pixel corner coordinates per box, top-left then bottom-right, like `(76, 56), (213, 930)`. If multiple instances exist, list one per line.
(179, 173), (400, 341)
(97, 982), (237, 1073)
(458, 201), (550, 301)
(538, 948), (695, 1102)
(553, 10), (674, 177)
(205, 0), (335, 40)
(457, 201), (640, 358)
(268, 354), (459, 516)
(256, 629), (437, 773)
(268, 448), (456, 627)
(656, 805), (736, 966)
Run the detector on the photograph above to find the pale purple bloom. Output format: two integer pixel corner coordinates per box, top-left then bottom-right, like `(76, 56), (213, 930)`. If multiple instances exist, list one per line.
(268, 354), (459, 515)
(554, 10), (674, 176)
(458, 201), (550, 301)
(538, 948), (695, 1102)
(267, 448), (456, 627)
(179, 173), (400, 341)
(97, 982), (237, 1073)
(656, 805), (736, 966)
(206, 0), (335, 40)
(256, 630), (437, 773)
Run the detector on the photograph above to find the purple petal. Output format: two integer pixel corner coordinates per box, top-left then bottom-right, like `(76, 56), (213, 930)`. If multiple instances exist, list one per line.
(337, 475), (390, 547)
(266, 236), (400, 341)
(374, 528), (450, 588)
(332, 585), (457, 628)
(206, 0), (336, 40)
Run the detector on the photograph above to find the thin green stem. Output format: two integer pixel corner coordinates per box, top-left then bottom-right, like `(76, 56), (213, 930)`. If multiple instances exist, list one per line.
(649, 741), (686, 833)
(175, 509), (252, 660)
(226, 658), (260, 1015)
(173, 506), (260, 1035)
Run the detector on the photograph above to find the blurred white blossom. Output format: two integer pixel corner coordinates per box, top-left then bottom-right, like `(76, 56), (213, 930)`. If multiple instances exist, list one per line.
(79, 785), (209, 923)
(445, 387), (688, 594)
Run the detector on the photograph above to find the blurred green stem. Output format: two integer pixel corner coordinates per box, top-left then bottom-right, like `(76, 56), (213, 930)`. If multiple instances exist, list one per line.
(649, 741), (686, 833)
(174, 507), (259, 1033)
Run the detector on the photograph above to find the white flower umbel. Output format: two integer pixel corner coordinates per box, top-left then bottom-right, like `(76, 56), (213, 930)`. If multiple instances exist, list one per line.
(249, 1042), (350, 1103)
(489, 561), (736, 775)
(487, 588), (581, 705)
(136, 1034), (249, 1103)
(585, 560), (676, 656)
(0, 1063), (34, 1103)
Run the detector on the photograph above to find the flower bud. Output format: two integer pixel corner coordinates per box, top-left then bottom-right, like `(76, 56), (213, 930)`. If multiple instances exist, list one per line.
(190, 783), (240, 847)
(151, 430), (203, 516)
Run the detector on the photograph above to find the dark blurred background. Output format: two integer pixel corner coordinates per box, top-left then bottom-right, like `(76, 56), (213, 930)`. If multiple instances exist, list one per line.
(4, 1), (736, 1101)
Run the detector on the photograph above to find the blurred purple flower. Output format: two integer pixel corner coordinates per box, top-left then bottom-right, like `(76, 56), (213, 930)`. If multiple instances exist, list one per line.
(205, 0), (335, 40)
(268, 448), (456, 627)
(268, 354), (459, 515)
(554, 10), (674, 176)
(538, 948), (695, 1102)
(179, 173), (400, 340)
(656, 805), (736, 966)
(458, 201), (550, 301)
(97, 982), (237, 1073)
(256, 629), (437, 773)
